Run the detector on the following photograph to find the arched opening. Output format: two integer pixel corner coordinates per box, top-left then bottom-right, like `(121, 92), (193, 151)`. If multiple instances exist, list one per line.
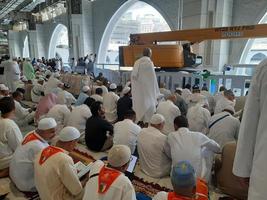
(239, 12), (267, 64)
(23, 36), (30, 58)
(98, 0), (172, 66)
(48, 24), (69, 64)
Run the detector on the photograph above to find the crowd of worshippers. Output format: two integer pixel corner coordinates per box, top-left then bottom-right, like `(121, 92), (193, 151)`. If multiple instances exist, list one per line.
(0, 60), (249, 200)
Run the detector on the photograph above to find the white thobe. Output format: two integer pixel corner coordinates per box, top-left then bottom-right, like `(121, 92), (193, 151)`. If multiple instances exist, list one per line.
(44, 77), (62, 95)
(181, 88), (192, 100)
(14, 100), (35, 126)
(67, 104), (92, 133)
(83, 160), (136, 200)
(131, 56), (160, 123)
(31, 83), (44, 103)
(3, 60), (21, 92)
(0, 118), (23, 169)
(165, 128), (220, 178)
(103, 91), (119, 123)
(214, 96), (235, 114)
(156, 100), (181, 134)
(187, 105), (211, 135)
(9, 132), (49, 191)
(46, 104), (70, 132)
(207, 111), (240, 148)
(201, 90), (216, 113)
(233, 59), (267, 200)
(113, 119), (141, 154)
(90, 94), (103, 103)
(137, 126), (171, 178)
(34, 148), (83, 200)
(186, 93), (208, 108)
(57, 90), (76, 106)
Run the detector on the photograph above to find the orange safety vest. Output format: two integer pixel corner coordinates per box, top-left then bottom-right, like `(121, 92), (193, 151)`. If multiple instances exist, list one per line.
(22, 132), (42, 145)
(39, 146), (63, 165)
(167, 179), (208, 200)
(98, 166), (121, 194)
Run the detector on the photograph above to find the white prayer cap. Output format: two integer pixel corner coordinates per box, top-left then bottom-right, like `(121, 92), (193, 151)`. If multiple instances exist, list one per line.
(58, 126), (80, 142)
(150, 113), (165, 125)
(45, 70), (52, 76)
(54, 72), (60, 78)
(0, 84), (9, 91)
(175, 87), (183, 92)
(108, 145), (131, 168)
(109, 83), (117, 90)
(82, 86), (90, 92)
(122, 86), (131, 95)
(38, 118), (57, 130)
(223, 105), (235, 114)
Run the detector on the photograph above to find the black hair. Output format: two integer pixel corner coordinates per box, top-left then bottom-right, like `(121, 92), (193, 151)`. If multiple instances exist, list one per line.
(0, 97), (15, 115)
(84, 97), (96, 108)
(185, 84), (191, 90)
(90, 101), (102, 116)
(174, 115), (189, 128)
(95, 88), (103, 95)
(16, 88), (25, 94)
(124, 110), (136, 119)
(12, 91), (23, 98)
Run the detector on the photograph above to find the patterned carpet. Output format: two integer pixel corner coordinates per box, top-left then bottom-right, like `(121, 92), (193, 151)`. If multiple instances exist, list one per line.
(0, 144), (233, 200)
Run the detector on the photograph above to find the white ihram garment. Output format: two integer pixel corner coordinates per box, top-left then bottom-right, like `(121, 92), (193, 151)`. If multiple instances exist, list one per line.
(233, 59), (267, 200)
(131, 56), (160, 123)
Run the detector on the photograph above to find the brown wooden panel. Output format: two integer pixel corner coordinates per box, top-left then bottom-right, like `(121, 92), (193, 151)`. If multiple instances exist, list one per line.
(122, 45), (184, 68)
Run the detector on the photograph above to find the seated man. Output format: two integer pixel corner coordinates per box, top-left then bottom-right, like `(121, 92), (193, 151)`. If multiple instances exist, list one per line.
(85, 101), (113, 152)
(103, 83), (120, 123)
(9, 118), (57, 192)
(117, 87), (132, 121)
(174, 88), (188, 116)
(68, 97), (94, 134)
(215, 142), (248, 200)
(31, 77), (45, 103)
(113, 110), (141, 154)
(0, 97), (23, 177)
(166, 116), (220, 179)
(186, 85), (208, 109)
(214, 89), (235, 114)
(157, 94), (181, 134)
(57, 84), (77, 106)
(90, 87), (103, 103)
(153, 161), (208, 200)
(187, 103), (211, 135)
(75, 86), (90, 106)
(12, 91), (35, 126)
(0, 84), (10, 99)
(207, 105), (240, 148)
(46, 104), (71, 134)
(34, 127), (84, 200)
(83, 145), (136, 200)
(137, 114), (171, 178)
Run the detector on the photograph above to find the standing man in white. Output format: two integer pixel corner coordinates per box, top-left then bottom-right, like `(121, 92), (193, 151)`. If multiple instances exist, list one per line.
(131, 48), (160, 124)
(233, 59), (267, 200)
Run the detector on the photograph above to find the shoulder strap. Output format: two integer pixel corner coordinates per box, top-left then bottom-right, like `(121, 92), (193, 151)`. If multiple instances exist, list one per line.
(208, 114), (230, 129)
(98, 166), (121, 194)
(22, 132), (40, 145)
(39, 146), (63, 165)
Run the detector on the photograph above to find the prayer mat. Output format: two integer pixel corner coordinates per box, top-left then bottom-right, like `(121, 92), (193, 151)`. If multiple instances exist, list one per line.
(72, 145), (172, 197)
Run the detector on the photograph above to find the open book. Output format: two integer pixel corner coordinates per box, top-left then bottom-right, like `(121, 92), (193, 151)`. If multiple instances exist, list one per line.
(74, 161), (93, 179)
